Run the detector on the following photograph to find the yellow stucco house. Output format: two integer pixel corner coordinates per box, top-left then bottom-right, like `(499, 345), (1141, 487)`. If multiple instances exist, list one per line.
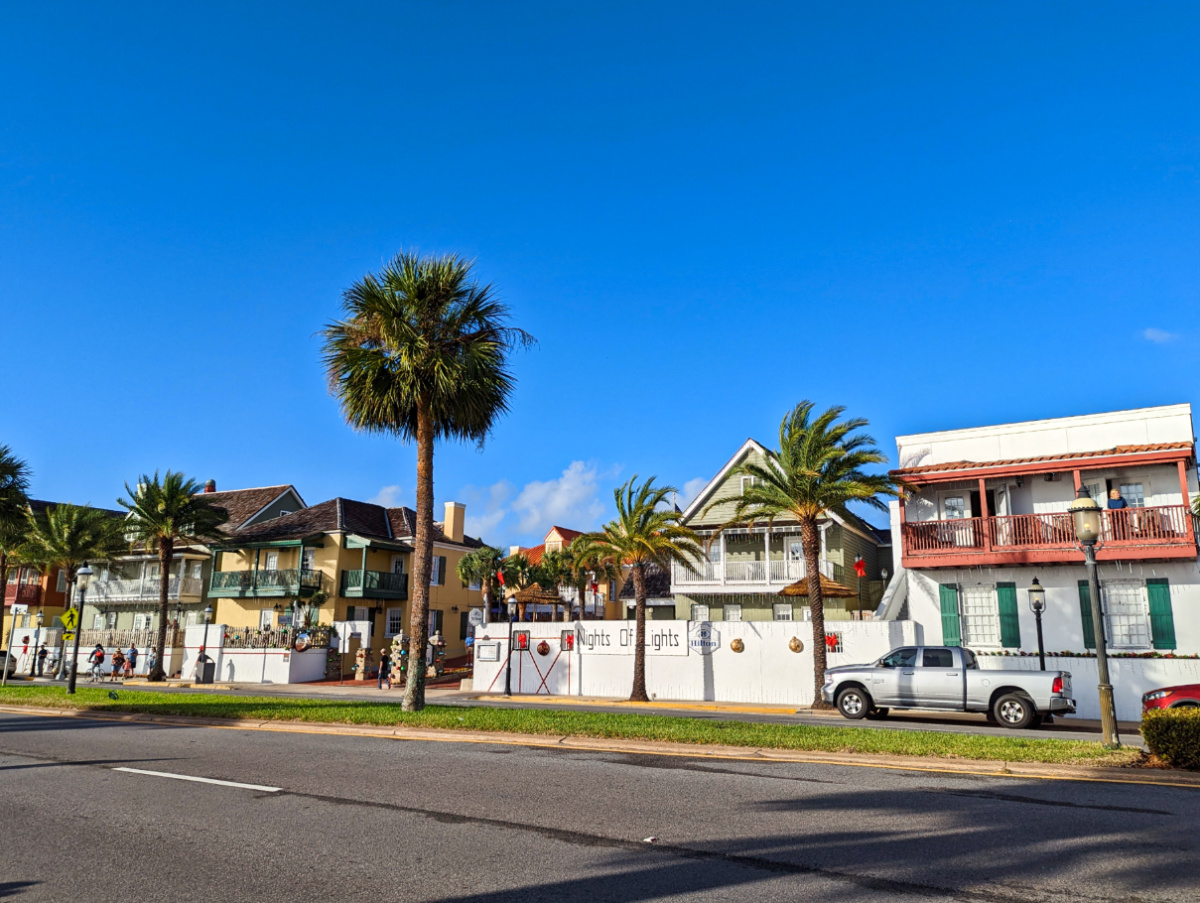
(209, 498), (486, 674)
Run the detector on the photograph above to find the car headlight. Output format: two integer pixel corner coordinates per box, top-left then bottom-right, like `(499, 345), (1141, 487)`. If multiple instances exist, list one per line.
(1143, 690), (1170, 702)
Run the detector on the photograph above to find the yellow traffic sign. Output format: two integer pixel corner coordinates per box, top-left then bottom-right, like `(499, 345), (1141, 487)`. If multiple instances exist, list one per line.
(60, 609), (80, 631)
(62, 630), (75, 642)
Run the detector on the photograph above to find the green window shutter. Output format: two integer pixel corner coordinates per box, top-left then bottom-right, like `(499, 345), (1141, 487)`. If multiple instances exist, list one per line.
(939, 584), (961, 646)
(1077, 580), (1096, 650)
(1147, 579), (1176, 650)
(996, 582), (1021, 648)
(438, 556), (447, 585)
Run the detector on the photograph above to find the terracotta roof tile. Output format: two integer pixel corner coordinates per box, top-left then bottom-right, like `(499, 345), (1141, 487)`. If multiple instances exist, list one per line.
(891, 442), (1193, 478)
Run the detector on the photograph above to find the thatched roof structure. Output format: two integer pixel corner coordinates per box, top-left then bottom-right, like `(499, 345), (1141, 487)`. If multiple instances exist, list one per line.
(512, 584), (566, 605)
(777, 575), (858, 599)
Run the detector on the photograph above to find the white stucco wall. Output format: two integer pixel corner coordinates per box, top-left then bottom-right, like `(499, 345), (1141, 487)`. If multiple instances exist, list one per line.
(178, 625), (328, 684)
(472, 620), (920, 706)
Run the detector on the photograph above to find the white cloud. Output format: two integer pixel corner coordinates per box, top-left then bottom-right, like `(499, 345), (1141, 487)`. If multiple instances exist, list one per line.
(512, 461), (606, 535)
(460, 480), (515, 542)
(368, 484), (405, 507)
(679, 477), (709, 509)
(1143, 327), (1178, 343)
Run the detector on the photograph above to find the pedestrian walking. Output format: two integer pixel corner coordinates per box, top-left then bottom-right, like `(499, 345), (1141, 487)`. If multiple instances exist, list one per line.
(88, 645), (105, 682)
(109, 649), (126, 681)
(147, 647), (158, 676)
(126, 644), (138, 677)
(377, 649), (391, 690)
(36, 645), (47, 677)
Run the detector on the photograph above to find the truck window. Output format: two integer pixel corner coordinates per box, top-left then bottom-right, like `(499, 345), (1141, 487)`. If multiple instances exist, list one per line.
(880, 647), (918, 668)
(961, 649), (979, 670)
(922, 648), (955, 668)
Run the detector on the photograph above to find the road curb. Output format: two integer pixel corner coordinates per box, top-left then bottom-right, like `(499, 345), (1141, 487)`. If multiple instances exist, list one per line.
(1, 702), (1196, 788)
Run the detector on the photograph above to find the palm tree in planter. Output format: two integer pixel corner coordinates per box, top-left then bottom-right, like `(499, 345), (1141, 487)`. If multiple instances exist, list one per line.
(564, 537), (618, 620)
(456, 545), (506, 620)
(22, 503), (127, 679)
(578, 477), (703, 702)
(706, 401), (903, 705)
(117, 472), (229, 682)
(0, 445), (31, 648)
(323, 251), (534, 712)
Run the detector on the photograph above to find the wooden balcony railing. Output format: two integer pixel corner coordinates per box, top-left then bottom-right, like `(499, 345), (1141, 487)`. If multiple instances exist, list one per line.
(90, 576), (204, 604)
(340, 569), (408, 599)
(901, 504), (1197, 566)
(3, 583), (42, 606)
(208, 568), (322, 597)
(672, 558), (836, 586)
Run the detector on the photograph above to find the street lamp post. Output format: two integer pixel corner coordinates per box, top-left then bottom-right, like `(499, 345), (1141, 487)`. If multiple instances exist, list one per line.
(199, 604), (214, 684)
(66, 563), (93, 695)
(27, 610), (44, 677)
(1068, 486), (1120, 749)
(503, 600), (517, 697)
(1027, 577), (1047, 671)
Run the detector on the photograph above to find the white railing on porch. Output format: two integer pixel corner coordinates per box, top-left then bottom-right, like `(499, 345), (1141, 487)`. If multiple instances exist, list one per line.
(672, 558), (835, 586)
(89, 575), (204, 603)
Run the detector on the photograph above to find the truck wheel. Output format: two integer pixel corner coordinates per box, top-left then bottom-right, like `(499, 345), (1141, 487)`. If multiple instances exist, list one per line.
(865, 707), (889, 720)
(993, 693), (1036, 729)
(836, 687), (870, 719)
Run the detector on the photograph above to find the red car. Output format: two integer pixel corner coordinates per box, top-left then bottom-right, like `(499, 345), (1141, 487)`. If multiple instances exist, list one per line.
(1142, 684), (1200, 711)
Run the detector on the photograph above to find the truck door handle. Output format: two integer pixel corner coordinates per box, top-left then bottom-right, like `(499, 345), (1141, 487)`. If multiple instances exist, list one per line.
(946, 672), (958, 676)
(902, 670), (915, 675)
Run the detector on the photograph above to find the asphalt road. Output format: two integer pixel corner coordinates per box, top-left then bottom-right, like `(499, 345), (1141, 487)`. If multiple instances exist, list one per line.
(0, 711), (1194, 902)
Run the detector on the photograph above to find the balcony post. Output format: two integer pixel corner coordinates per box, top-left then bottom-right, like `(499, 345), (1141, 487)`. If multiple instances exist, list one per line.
(253, 549), (260, 591)
(763, 529), (771, 583)
(719, 533), (727, 585)
(1179, 460), (1195, 544)
(977, 478), (992, 552)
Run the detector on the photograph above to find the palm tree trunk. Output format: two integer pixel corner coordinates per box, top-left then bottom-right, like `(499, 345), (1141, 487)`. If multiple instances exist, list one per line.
(150, 538), (173, 681)
(800, 517), (830, 707)
(402, 399), (434, 712)
(0, 553), (10, 682)
(630, 565), (649, 702)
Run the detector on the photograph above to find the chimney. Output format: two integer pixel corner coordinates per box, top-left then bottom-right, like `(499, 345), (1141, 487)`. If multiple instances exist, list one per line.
(443, 501), (465, 543)
(204, 479), (217, 493)
(509, 545), (523, 558)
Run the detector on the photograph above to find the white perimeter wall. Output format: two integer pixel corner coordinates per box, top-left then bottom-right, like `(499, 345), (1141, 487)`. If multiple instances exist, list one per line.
(179, 625), (328, 684)
(472, 620), (921, 706)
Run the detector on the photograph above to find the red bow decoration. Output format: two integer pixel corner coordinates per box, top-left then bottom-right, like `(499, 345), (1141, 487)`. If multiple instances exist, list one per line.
(853, 559), (867, 578)
(825, 634), (839, 650)
(496, 569), (505, 586)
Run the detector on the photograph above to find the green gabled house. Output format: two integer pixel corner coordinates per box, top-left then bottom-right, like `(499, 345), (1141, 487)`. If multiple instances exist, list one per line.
(671, 439), (893, 622)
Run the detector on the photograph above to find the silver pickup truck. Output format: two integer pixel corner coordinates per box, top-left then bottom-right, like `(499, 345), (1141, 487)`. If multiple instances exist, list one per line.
(821, 645), (1075, 729)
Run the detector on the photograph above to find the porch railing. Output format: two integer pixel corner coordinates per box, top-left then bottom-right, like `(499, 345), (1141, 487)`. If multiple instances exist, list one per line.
(209, 568), (323, 596)
(221, 625), (332, 649)
(902, 505), (1196, 557)
(340, 569), (408, 599)
(90, 575), (204, 603)
(3, 583), (42, 606)
(73, 627), (183, 649)
(672, 557), (835, 586)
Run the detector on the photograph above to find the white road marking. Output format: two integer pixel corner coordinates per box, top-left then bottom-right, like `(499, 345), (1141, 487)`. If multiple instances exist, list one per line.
(112, 767), (280, 792)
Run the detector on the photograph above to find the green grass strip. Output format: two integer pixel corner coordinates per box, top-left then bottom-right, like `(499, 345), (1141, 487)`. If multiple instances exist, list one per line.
(0, 685), (1138, 767)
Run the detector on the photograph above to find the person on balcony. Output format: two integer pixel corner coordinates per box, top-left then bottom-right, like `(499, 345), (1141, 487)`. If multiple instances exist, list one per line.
(1108, 488), (1128, 540)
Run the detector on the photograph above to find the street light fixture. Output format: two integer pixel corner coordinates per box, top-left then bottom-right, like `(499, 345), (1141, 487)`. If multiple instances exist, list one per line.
(1027, 577), (1047, 671)
(503, 600), (517, 697)
(27, 609), (45, 677)
(1068, 485), (1119, 748)
(67, 563), (92, 695)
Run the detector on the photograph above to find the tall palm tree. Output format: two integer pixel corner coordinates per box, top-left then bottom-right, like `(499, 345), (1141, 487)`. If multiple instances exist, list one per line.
(564, 537), (618, 620)
(22, 503), (126, 679)
(578, 477), (702, 702)
(323, 251), (534, 712)
(117, 472), (230, 681)
(707, 401), (903, 704)
(0, 446), (31, 670)
(455, 545), (506, 619)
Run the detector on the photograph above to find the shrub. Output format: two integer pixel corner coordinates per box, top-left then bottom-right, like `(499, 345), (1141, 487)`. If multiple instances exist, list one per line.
(1142, 708), (1200, 770)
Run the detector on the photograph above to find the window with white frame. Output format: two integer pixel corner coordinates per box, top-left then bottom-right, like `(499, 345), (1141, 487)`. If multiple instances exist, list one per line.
(133, 613), (152, 631)
(56, 570), (66, 592)
(386, 608), (404, 636)
(1104, 581), (1151, 648)
(92, 613), (104, 629)
(740, 476), (757, 493)
(185, 610), (199, 626)
(943, 497), (966, 520)
(302, 549), (315, 572)
(264, 551), (279, 571)
(429, 556), (442, 585)
(773, 602), (793, 621)
(723, 603), (742, 622)
(259, 609), (274, 630)
(690, 603), (710, 621)
(1118, 483), (1145, 508)
(960, 585), (1001, 647)
(706, 540), (722, 563)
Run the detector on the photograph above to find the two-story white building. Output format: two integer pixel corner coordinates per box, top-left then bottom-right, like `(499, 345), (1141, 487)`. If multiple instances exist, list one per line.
(880, 404), (1200, 663)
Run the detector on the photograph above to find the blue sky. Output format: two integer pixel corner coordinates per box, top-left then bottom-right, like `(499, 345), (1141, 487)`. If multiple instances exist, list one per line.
(2, 2), (1198, 545)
